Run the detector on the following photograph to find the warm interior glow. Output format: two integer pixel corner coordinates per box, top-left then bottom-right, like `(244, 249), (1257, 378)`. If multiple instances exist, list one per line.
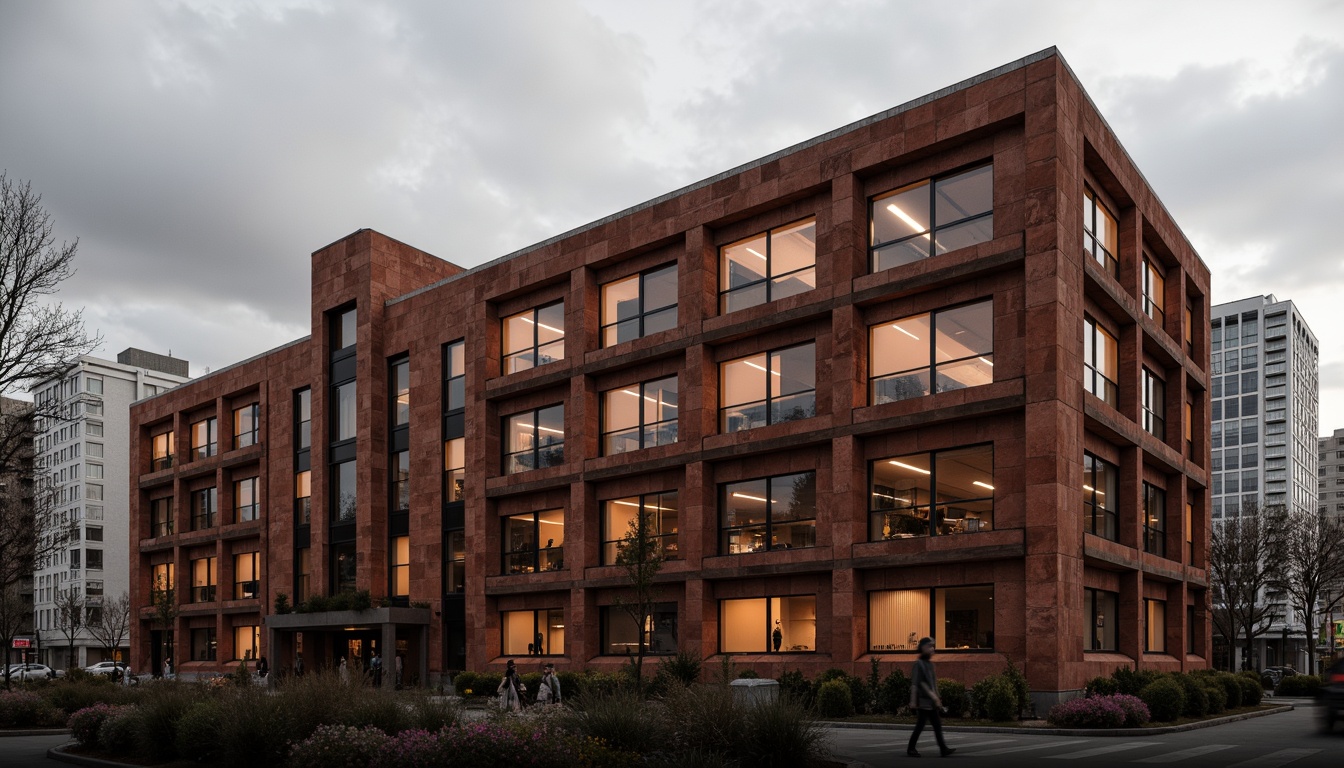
(889, 460), (931, 475)
(972, 481), (995, 490)
(744, 360), (782, 376)
(521, 316), (564, 335)
(886, 203), (931, 238)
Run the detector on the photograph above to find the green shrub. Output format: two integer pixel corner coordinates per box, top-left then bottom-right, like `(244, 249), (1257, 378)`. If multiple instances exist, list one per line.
(1237, 675), (1262, 706)
(1202, 682), (1227, 714)
(556, 671), (585, 701)
(741, 696), (828, 768)
(1275, 674), (1321, 697)
(39, 675), (128, 715)
(1085, 676), (1119, 697)
(660, 650), (703, 686)
(451, 671), (477, 695)
(776, 669), (810, 704)
(1112, 667), (1161, 696)
(1139, 678), (1185, 722)
(0, 690), (59, 728)
(983, 678), (1018, 722)
(474, 671), (504, 697)
(69, 703), (120, 748)
(132, 680), (199, 762)
(407, 690), (460, 732)
(1002, 663), (1032, 717)
(1174, 674), (1209, 718)
(288, 724), (389, 768)
(876, 669), (910, 715)
(814, 680), (854, 718)
(97, 705), (141, 756)
(214, 686), (293, 766)
(809, 669), (866, 714)
(174, 700), (222, 764)
(565, 688), (670, 754)
(663, 683), (748, 756)
(937, 679), (968, 718)
(737, 669), (760, 679)
(1215, 672), (1243, 709)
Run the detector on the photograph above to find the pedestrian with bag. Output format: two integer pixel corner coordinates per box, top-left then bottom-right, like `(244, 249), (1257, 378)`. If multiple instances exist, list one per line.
(907, 637), (954, 758)
(497, 659), (526, 712)
(537, 662), (562, 706)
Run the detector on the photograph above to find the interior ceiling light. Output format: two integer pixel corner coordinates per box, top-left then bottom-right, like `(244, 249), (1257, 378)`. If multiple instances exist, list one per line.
(888, 460), (930, 475)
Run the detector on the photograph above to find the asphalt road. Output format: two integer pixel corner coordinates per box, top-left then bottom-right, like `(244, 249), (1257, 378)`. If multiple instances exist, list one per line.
(828, 705), (1341, 768)
(0, 734), (70, 767)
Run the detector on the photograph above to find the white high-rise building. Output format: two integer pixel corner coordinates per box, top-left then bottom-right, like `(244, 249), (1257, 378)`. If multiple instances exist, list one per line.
(1210, 295), (1319, 670)
(30, 349), (189, 670)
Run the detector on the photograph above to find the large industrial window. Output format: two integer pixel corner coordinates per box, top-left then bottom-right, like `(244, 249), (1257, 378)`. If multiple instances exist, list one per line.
(191, 417), (217, 461)
(870, 164), (993, 272)
(602, 264), (678, 345)
(503, 302), (565, 374)
(1083, 185), (1118, 276)
(602, 492), (679, 565)
(870, 445), (993, 538)
(721, 472), (816, 554)
(870, 300), (993, 404)
(1144, 482), (1167, 557)
(1085, 588), (1119, 651)
(1083, 452), (1118, 541)
(869, 586), (995, 652)
(720, 218), (817, 313)
(502, 509), (565, 574)
(1084, 316), (1119, 406)
(601, 603), (678, 656)
(504, 405), (565, 474)
(720, 596), (816, 653)
(720, 343), (815, 433)
(601, 376), (678, 455)
(502, 608), (565, 656)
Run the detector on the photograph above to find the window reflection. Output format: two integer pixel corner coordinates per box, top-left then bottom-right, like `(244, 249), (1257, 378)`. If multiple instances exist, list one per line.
(602, 376), (678, 455)
(504, 404), (565, 474)
(720, 218), (817, 313)
(870, 445), (993, 538)
(721, 473), (816, 554)
(870, 300), (993, 404)
(602, 264), (678, 346)
(720, 343), (816, 432)
(871, 164), (993, 272)
(602, 492), (679, 564)
(503, 302), (565, 374)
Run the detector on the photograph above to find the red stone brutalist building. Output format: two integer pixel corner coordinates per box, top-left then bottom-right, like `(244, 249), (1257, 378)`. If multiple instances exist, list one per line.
(128, 47), (1211, 707)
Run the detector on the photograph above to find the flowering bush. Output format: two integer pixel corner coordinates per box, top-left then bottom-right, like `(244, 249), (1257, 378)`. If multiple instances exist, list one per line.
(68, 703), (125, 748)
(371, 728), (439, 768)
(1047, 695), (1127, 728)
(1110, 694), (1151, 727)
(0, 690), (59, 728)
(97, 705), (142, 756)
(289, 724), (390, 768)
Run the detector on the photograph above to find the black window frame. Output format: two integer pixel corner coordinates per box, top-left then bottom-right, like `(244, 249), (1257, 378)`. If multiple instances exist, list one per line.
(600, 602), (679, 656)
(602, 263), (679, 346)
(869, 162), (994, 273)
(1084, 316), (1119, 406)
(719, 342), (817, 433)
(190, 556), (216, 603)
(1083, 452), (1118, 541)
(1143, 481), (1167, 557)
(719, 217), (818, 313)
(502, 404), (565, 475)
(233, 551), (260, 600)
(1085, 587), (1120, 651)
(190, 487), (217, 531)
(601, 375), (679, 455)
(150, 497), (174, 538)
(500, 607), (565, 657)
(1142, 367), (1166, 440)
(869, 444), (995, 539)
(233, 403), (259, 449)
(501, 508), (564, 575)
(1083, 184), (1119, 277)
(720, 472), (817, 555)
(502, 301), (565, 375)
(190, 627), (217, 662)
(151, 430), (174, 471)
(601, 491), (680, 565)
(233, 476), (260, 523)
(1142, 256), (1165, 325)
(190, 417), (217, 461)
(869, 299), (994, 405)
(718, 594), (818, 654)
(867, 585), (996, 653)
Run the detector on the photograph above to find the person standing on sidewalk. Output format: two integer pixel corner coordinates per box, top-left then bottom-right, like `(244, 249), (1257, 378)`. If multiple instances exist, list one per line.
(908, 637), (954, 758)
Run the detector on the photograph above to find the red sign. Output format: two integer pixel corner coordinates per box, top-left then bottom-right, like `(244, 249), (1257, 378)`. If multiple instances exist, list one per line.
(11, 638), (32, 649)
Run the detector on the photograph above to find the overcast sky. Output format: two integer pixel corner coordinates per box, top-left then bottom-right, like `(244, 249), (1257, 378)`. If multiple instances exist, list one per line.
(1, 0), (1341, 431)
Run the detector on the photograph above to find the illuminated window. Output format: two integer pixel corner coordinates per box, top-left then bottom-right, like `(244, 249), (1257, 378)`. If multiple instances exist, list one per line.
(870, 300), (992, 404)
(720, 596), (816, 653)
(151, 563), (174, 603)
(233, 552), (259, 600)
(295, 471), (311, 525)
(1083, 453), (1118, 541)
(720, 218), (817, 313)
(191, 487), (217, 531)
(1083, 186), (1118, 276)
(1085, 588), (1119, 651)
(391, 358), (410, 426)
(191, 417), (217, 460)
(1144, 482), (1166, 557)
(870, 164), (993, 272)
(503, 302), (565, 374)
(502, 608), (565, 656)
(603, 264), (678, 345)
(720, 343), (815, 433)
(233, 477), (259, 523)
(502, 509), (564, 574)
(151, 431), (174, 471)
(233, 625), (260, 661)
(868, 586), (994, 652)
(390, 536), (409, 598)
(191, 556), (217, 603)
(601, 603), (678, 656)
(1143, 257), (1165, 324)
(602, 492), (679, 565)
(1145, 599), (1167, 653)
(233, 404), (259, 449)
(1142, 368), (1166, 440)
(150, 498), (173, 538)
(503, 405), (565, 474)
(601, 376), (678, 455)
(721, 473), (816, 554)
(870, 445), (993, 539)
(1084, 317), (1119, 406)
(444, 438), (465, 503)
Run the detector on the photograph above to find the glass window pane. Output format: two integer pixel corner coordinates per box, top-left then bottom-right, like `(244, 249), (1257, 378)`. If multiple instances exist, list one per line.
(869, 589), (931, 651)
(873, 315), (930, 377)
(872, 239), (929, 272)
(721, 598), (768, 653)
(643, 265), (678, 312)
(393, 361), (410, 425)
(935, 165), (993, 224)
(603, 275), (640, 325)
(933, 215), (994, 254)
(604, 388), (640, 434)
(722, 355), (766, 408)
(506, 413), (532, 454)
(645, 377), (678, 426)
(337, 309), (357, 350)
(603, 498), (640, 563)
(772, 472), (817, 521)
(503, 313), (533, 356)
(721, 234), (768, 291)
(334, 460), (357, 522)
(1097, 204), (1117, 255)
(544, 608), (565, 655)
(939, 586), (994, 649)
(538, 508), (565, 549)
(536, 303), (565, 346)
(777, 596), (816, 651)
(936, 446), (994, 501)
(537, 405), (565, 446)
(771, 344), (815, 398)
(643, 306), (677, 337)
(935, 301), (994, 361)
(335, 382), (357, 441)
(769, 218), (817, 276)
(769, 266), (816, 303)
(722, 282), (767, 313)
(502, 611), (534, 656)
(725, 479), (769, 528)
(872, 182), (930, 245)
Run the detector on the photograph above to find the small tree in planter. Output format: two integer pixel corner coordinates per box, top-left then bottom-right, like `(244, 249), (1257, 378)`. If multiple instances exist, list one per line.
(613, 512), (665, 694)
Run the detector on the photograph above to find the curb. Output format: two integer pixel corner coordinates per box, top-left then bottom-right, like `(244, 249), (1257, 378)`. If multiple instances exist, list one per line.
(822, 704), (1294, 737)
(47, 745), (129, 768)
(0, 728), (71, 737)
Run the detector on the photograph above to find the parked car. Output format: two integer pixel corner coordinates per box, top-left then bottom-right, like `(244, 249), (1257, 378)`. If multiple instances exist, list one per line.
(84, 661), (132, 678)
(5, 663), (58, 681)
(1320, 658), (1344, 732)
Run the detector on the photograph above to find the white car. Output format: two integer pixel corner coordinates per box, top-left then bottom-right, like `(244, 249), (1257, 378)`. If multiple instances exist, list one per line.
(6, 663), (58, 681)
(84, 661), (132, 678)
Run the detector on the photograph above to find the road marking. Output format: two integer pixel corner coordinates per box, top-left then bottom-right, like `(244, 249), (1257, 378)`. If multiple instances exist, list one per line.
(1046, 742), (1159, 760)
(974, 739), (1090, 756)
(1133, 744), (1238, 763)
(851, 737), (1014, 751)
(1226, 749), (1322, 768)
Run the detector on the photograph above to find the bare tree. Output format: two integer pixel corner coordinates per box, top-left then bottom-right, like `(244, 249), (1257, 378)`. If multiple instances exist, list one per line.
(152, 572), (177, 674)
(1209, 501), (1288, 671)
(1270, 512), (1344, 674)
(53, 585), (86, 671)
(87, 591), (133, 669)
(613, 511), (666, 691)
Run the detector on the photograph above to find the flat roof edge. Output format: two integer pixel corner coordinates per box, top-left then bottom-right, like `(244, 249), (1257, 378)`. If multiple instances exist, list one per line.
(388, 46), (1061, 307)
(130, 335), (312, 408)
